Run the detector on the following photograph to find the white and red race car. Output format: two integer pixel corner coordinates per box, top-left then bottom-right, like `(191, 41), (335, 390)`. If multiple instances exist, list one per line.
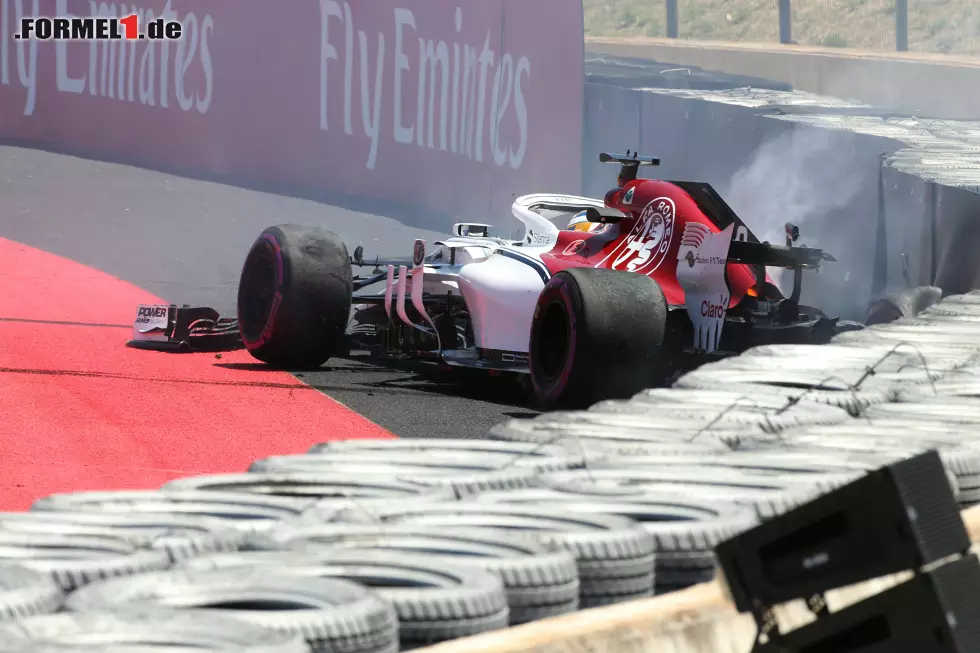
(231, 152), (930, 409)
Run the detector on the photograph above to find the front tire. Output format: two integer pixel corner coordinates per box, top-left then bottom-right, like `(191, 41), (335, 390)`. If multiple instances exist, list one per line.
(237, 225), (352, 369)
(529, 268), (670, 410)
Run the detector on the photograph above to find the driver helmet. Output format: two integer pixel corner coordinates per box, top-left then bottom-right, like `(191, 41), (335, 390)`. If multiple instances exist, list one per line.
(566, 211), (592, 232)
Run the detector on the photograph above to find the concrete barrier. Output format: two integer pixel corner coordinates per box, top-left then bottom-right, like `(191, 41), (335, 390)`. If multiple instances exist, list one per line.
(582, 76), (980, 317)
(414, 503), (980, 653)
(584, 52), (792, 92)
(583, 85), (910, 320)
(585, 37), (980, 121)
(0, 0), (584, 225)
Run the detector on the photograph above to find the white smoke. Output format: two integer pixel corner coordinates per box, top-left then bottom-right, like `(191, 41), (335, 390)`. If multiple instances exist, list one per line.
(722, 124), (867, 291)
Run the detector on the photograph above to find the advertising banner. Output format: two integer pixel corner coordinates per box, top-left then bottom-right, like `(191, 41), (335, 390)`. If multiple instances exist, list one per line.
(0, 0), (584, 223)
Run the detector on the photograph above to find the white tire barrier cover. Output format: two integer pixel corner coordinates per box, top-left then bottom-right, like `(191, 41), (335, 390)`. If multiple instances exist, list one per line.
(197, 524), (579, 625)
(171, 549), (510, 644)
(0, 609), (311, 652)
(0, 531), (172, 591)
(64, 569), (399, 653)
(341, 504), (656, 607)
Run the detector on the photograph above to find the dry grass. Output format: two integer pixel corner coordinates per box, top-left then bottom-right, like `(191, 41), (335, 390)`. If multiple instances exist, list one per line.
(584, 0), (980, 56)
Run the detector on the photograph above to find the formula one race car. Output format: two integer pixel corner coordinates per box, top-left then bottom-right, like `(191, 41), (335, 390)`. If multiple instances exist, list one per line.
(235, 152), (925, 409)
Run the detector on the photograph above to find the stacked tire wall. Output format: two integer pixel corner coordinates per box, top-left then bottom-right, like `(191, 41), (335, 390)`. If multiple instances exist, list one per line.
(6, 292), (980, 650)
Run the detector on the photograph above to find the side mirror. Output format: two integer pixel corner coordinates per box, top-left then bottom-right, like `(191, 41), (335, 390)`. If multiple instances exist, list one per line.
(453, 223), (492, 237)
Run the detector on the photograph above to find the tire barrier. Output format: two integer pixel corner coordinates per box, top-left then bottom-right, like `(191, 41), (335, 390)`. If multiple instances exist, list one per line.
(236, 527), (581, 626)
(583, 53), (793, 92)
(582, 81), (980, 322)
(0, 610), (313, 653)
(1, 292), (980, 650)
(66, 571), (402, 653)
(584, 38), (980, 122)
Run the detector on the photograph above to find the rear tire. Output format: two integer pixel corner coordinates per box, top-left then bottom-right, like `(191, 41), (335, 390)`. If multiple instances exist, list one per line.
(529, 268), (670, 410)
(237, 225), (352, 369)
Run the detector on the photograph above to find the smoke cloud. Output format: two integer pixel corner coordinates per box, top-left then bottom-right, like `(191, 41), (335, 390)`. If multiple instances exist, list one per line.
(721, 124), (868, 292)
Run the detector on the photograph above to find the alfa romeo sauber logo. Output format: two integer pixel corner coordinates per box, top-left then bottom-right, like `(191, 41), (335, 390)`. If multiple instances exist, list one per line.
(607, 197), (676, 274)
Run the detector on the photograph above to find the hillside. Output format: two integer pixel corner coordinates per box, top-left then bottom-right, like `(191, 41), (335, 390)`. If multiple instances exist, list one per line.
(584, 0), (980, 56)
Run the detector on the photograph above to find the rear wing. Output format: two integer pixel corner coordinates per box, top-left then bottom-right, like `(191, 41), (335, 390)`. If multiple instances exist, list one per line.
(677, 222), (836, 355)
(599, 151), (660, 185)
(728, 240), (835, 269)
(670, 181), (764, 246)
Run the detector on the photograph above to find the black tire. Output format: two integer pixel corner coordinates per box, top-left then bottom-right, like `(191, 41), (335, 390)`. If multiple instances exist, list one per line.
(670, 372), (892, 416)
(247, 455), (538, 499)
(0, 511), (246, 563)
(468, 489), (758, 593)
(170, 550), (510, 645)
(239, 524), (580, 625)
(0, 565), (64, 619)
(32, 490), (313, 525)
(523, 395), (849, 434)
(782, 431), (975, 504)
(163, 471), (458, 502)
(237, 225), (353, 369)
(529, 268), (670, 410)
(308, 439), (587, 473)
(865, 397), (980, 425)
(343, 503), (656, 608)
(597, 450), (899, 477)
(537, 468), (836, 521)
(64, 569), (399, 653)
(866, 285), (942, 326)
(487, 418), (736, 451)
(0, 532), (172, 591)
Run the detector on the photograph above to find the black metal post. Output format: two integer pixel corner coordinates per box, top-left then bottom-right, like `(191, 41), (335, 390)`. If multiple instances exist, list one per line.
(778, 0), (792, 44)
(666, 0), (678, 38)
(871, 152), (888, 299)
(895, 0), (908, 51)
(929, 182), (939, 284)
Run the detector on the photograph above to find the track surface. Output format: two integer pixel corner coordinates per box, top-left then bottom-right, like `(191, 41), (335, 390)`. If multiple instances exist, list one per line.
(0, 237), (394, 509)
(0, 145), (539, 449)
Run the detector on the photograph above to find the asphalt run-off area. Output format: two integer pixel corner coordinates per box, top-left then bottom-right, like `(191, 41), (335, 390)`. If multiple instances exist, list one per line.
(0, 144), (538, 509)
